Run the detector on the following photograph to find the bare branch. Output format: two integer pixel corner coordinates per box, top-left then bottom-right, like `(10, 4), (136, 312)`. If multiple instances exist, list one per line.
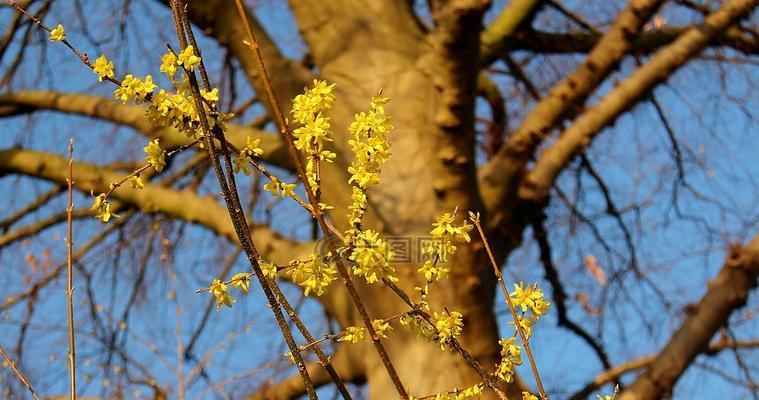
(480, 0), (545, 64)
(0, 91), (292, 170)
(616, 233), (759, 400)
(520, 0), (758, 202)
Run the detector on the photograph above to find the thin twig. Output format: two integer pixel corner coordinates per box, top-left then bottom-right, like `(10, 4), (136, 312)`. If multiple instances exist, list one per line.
(168, 1), (318, 398)
(65, 138), (77, 400)
(0, 343), (42, 400)
(471, 214), (547, 399)
(231, 0), (408, 397)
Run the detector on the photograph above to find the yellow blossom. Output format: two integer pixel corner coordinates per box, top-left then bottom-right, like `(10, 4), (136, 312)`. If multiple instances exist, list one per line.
(49, 24), (65, 41)
(209, 279), (235, 310)
(263, 176), (296, 198)
(495, 337), (522, 382)
(143, 139), (166, 172)
(287, 254), (336, 296)
(337, 326), (366, 344)
(372, 319), (393, 339)
(114, 74), (156, 103)
(291, 80), (337, 193)
(349, 229), (397, 283)
(229, 273), (251, 295)
(200, 87), (219, 104)
(418, 260), (449, 282)
(177, 46), (201, 70)
(233, 137), (264, 175)
(433, 310), (463, 349)
(455, 384), (484, 399)
(510, 282), (551, 317)
(159, 51), (178, 78)
(90, 194), (117, 223)
(347, 92), (393, 189)
(129, 175), (144, 189)
(431, 212), (473, 243)
(522, 393), (539, 400)
(92, 55), (114, 82)
(261, 261), (278, 280)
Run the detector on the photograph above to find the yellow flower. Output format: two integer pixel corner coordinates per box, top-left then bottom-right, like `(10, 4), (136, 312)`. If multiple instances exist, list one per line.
(337, 326), (366, 344)
(143, 139), (166, 172)
(49, 24), (65, 41)
(431, 212), (473, 243)
(229, 273), (251, 295)
(455, 384), (483, 399)
(263, 176), (296, 198)
(495, 337), (522, 382)
(159, 51), (178, 78)
(349, 229), (397, 283)
(200, 87), (219, 104)
(129, 175), (144, 189)
(511, 282), (551, 317)
(288, 254), (336, 296)
(346, 92), (393, 191)
(522, 392), (538, 400)
(92, 55), (114, 82)
(90, 194), (117, 223)
(209, 279), (235, 310)
(261, 261), (278, 280)
(372, 319), (393, 339)
(177, 46), (201, 70)
(433, 310), (463, 349)
(114, 74), (156, 103)
(418, 260), (449, 282)
(233, 137), (264, 175)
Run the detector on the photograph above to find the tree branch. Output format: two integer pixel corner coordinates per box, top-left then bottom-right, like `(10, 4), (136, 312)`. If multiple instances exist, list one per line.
(247, 344), (366, 400)
(479, 0), (663, 225)
(479, 0), (545, 64)
(0, 91), (292, 170)
(616, 233), (759, 400)
(520, 0), (758, 202)
(0, 148), (308, 262)
(177, 0), (313, 118)
(570, 339), (759, 400)
(501, 25), (759, 55)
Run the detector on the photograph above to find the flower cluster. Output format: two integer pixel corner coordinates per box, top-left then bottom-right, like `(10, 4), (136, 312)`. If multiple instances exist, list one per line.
(349, 229), (397, 283)
(146, 49), (231, 141)
(344, 93), (393, 239)
(337, 326), (366, 344)
(283, 254), (336, 296)
(437, 384), (484, 400)
(510, 282), (551, 338)
(418, 212), (473, 283)
(90, 194), (116, 223)
(523, 393), (539, 400)
(290, 80), (338, 194)
(208, 273), (251, 310)
(494, 337), (522, 383)
(114, 74), (156, 104)
(143, 139), (166, 172)
(261, 261), (278, 280)
(177, 46), (201, 71)
(92, 55), (115, 82)
(433, 310), (463, 350)
(49, 24), (65, 41)
(209, 279), (234, 310)
(372, 318), (393, 339)
(347, 93), (392, 188)
(263, 176), (297, 198)
(233, 137), (264, 175)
